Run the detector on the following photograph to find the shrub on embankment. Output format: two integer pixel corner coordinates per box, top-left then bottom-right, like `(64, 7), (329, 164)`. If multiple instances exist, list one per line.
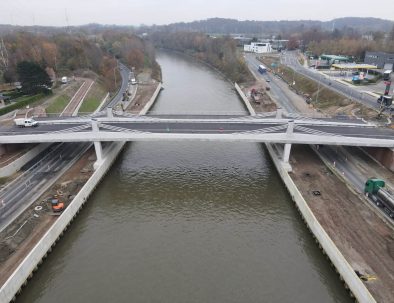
(0, 94), (45, 116)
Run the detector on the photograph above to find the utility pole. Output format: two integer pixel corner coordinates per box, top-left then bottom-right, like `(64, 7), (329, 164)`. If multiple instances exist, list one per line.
(315, 74), (321, 103)
(113, 67), (118, 88)
(65, 9), (71, 34)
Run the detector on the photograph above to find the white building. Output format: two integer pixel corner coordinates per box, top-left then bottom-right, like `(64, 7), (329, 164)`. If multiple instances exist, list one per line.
(244, 42), (272, 53)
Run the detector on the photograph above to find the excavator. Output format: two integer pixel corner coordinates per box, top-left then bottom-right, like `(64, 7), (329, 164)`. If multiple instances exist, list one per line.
(50, 195), (65, 213)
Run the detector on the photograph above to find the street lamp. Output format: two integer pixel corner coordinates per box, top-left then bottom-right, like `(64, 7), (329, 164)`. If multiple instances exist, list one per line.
(315, 74), (322, 103)
(292, 69), (296, 86)
(113, 66), (119, 88)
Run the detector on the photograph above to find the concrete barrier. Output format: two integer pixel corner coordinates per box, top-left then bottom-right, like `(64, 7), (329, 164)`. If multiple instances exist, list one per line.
(234, 83), (256, 116)
(265, 144), (375, 303)
(0, 143), (51, 178)
(139, 82), (162, 115)
(234, 85), (376, 302)
(0, 83), (161, 303)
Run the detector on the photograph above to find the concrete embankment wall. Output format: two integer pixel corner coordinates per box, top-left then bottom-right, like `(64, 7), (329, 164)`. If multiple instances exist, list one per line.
(0, 85), (161, 303)
(364, 147), (394, 172)
(0, 142), (125, 303)
(0, 143), (51, 178)
(235, 83), (376, 303)
(234, 83), (256, 116)
(139, 82), (162, 115)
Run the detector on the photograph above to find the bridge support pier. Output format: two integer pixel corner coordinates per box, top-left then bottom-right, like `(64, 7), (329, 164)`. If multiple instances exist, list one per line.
(276, 107), (283, 119)
(93, 142), (104, 170)
(91, 119), (104, 170)
(107, 107), (113, 118)
(283, 143), (292, 163)
(281, 119), (294, 172)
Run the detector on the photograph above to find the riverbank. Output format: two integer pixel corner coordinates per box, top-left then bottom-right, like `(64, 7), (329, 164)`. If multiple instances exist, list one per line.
(0, 76), (161, 302)
(236, 79), (393, 302)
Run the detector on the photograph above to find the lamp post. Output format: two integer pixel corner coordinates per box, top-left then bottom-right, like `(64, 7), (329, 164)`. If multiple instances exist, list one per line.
(315, 74), (322, 103)
(113, 66), (119, 89)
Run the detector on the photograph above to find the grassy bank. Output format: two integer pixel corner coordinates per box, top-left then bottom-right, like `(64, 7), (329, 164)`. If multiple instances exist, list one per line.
(259, 55), (377, 118)
(79, 83), (106, 113)
(45, 95), (70, 114)
(0, 94), (46, 116)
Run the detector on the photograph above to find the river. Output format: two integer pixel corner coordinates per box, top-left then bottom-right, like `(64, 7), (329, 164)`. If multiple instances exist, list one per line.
(16, 51), (352, 303)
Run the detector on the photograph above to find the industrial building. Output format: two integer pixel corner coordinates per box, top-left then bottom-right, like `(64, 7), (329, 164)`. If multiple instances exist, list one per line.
(244, 42), (272, 53)
(364, 51), (394, 71)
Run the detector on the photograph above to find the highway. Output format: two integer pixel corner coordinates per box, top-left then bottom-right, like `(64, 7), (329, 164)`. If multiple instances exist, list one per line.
(0, 64), (132, 232)
(244, 51), (394, 221)
(0, 142), (90, 232)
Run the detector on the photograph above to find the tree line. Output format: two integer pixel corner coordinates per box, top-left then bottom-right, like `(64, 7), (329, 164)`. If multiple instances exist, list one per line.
(0, 30), (160, 93)
(299, 26), (394, 59)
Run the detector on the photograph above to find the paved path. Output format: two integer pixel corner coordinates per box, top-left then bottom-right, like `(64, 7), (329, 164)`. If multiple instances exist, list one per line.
(60, 78), (94, 117)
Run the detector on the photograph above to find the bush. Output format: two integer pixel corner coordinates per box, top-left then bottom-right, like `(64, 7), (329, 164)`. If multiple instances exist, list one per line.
(0, 94), (45, 116)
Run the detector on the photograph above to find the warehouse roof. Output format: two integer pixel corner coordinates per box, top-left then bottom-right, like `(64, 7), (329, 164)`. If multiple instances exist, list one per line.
(321, 54), (349, 61)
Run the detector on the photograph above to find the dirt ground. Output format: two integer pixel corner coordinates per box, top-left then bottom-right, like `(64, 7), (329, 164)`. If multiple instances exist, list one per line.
(246, 72), (394, 302)
(0, 149), (95, 286)
(241, 79), (277, 112)
(126, 82), (159, 113)
(289, 145), (394, 303)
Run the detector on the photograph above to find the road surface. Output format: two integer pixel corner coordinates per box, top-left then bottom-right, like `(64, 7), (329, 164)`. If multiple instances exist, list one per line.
(60, 78), (94, 117)
(0, 65), (132, 232)
(280, 51), (380, 110)
(0, 142), (90, 232)
(245, 51), (394, 221)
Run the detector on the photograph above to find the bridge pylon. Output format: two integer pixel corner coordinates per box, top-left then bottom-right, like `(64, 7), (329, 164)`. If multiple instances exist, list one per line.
(91, 119), (104, 169)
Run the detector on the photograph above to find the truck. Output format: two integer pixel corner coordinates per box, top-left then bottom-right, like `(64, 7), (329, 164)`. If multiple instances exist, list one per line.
(383, 70), (391, 81)
(131, 77), (137, 85)
(14, 118), (38, 127)
(364, 178), (394, 219)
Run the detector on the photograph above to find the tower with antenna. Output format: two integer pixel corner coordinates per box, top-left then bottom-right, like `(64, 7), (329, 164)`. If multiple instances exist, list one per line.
(65, 9), (71, 33)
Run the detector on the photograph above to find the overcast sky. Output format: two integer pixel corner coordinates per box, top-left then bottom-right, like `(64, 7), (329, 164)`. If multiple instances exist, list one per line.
(1, 0), (393, 26)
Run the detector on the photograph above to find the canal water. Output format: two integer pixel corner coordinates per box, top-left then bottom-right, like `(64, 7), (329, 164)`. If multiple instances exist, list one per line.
(16, 52), (352, 303)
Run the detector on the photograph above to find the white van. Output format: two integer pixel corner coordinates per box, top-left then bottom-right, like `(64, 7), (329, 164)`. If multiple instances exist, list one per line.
(14, 118), (39, 127)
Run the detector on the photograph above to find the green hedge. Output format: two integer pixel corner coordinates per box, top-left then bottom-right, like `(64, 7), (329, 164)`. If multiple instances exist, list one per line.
(0, 94), (44, 116)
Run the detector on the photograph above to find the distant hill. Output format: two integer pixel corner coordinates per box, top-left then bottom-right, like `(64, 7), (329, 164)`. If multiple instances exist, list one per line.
(140, 17), (394, 35)
(0, 17), (392, 37)
(0, 23), (135, 36)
